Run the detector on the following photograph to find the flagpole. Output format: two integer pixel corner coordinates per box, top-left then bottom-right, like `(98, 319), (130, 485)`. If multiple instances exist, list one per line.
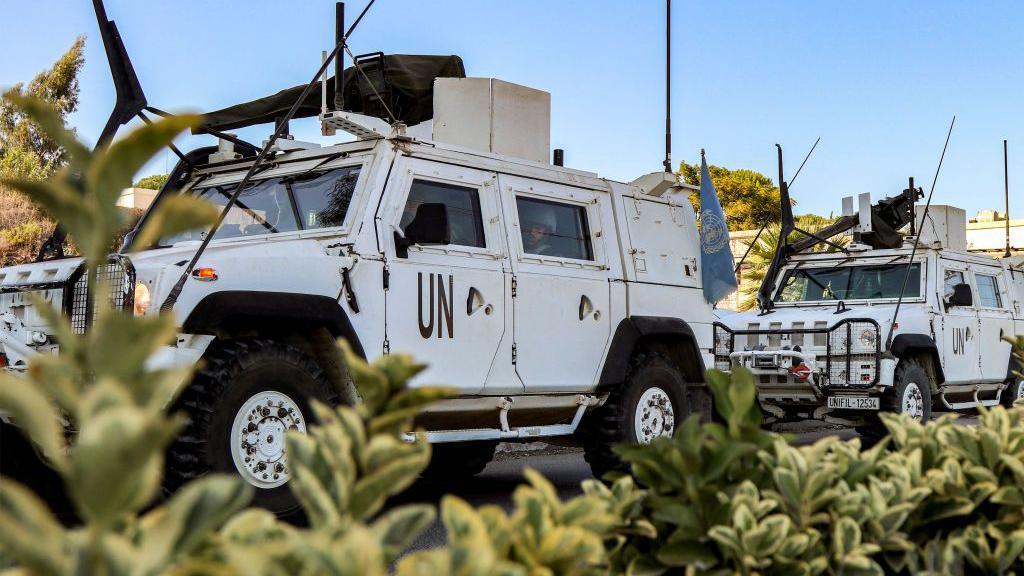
(663, 0), (672, 173)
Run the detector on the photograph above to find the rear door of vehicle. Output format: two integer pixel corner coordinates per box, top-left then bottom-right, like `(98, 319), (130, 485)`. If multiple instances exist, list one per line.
(499, 174), (612, 393)
(972, 264), (1014, 382)
(381, 158), (508, 394)
(938, 259), (978, 384)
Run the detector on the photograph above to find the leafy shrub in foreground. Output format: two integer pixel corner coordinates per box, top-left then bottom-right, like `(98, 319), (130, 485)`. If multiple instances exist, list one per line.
(614, 367), (1024, 575)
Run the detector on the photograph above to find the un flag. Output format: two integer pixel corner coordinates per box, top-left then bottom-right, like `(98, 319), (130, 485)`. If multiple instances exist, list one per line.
(698, 151), (738, 304)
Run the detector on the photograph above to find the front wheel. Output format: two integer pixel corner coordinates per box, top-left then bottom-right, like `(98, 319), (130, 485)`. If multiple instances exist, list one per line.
(857, 360), (932, 443)
(166, 339), (338, 516)
(580, 351), (690, 479)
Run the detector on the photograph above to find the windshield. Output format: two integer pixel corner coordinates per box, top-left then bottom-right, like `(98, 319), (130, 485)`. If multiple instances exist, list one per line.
(161, 165), (361, 245)
(775, 263), (921, 303)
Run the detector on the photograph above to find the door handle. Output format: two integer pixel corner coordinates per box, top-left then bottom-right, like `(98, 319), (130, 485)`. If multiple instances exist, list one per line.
(467, 286), (485, 315)
(579, 294), (594, 321)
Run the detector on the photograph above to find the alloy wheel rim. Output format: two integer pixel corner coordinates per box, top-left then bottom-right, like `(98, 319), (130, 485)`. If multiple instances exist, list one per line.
(230, 391), (306, 489)
(902, 382), (924, 420)
(635, 387), (675, 444)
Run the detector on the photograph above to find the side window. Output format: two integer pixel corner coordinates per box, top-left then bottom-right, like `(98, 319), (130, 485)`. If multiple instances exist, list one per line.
(516, 196), (594, 261)
(289, 166), (361, 229)
(976, 274), (1002, 308)
(400, 179), (485, 248)
(943, 269), (966, 300)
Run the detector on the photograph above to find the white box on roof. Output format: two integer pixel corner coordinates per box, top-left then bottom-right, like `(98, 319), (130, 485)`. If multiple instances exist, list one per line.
(916, 205), (967, 251)
(432, 78), (551, 164)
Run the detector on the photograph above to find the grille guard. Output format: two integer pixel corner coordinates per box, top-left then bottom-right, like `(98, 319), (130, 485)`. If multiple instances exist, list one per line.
(63, 255), (136, 334)
(714, 318), (882, 388)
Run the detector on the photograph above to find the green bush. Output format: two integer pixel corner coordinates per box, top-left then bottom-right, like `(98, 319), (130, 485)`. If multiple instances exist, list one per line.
(613, 367), (1024, 575)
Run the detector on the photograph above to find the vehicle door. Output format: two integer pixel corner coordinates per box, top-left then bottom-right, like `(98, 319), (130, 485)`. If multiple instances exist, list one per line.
(382, 158), (507, 394)
(938, 260), (978, 384)
(972, 265), (1014, 382)
(499, 175), (612, 393)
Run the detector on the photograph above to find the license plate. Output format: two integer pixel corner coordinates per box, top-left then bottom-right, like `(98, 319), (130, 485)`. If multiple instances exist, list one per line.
(827, 396), (879, 410)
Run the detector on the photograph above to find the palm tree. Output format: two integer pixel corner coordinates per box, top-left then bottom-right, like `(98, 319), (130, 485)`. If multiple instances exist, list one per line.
(735, 215), (849, 311)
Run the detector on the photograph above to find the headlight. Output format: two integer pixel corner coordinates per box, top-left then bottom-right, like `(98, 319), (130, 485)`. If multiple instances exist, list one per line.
(134, 281), (151, 316)
(858, 328), (877, 348)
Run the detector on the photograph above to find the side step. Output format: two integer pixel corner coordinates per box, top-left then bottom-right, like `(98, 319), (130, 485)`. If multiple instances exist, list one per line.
(939, 383), (1003, 411)
(402, 394), (601, 444)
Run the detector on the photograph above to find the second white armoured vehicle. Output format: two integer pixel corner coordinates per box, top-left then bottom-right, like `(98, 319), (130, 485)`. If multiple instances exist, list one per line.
(715, 184), (1024, 434)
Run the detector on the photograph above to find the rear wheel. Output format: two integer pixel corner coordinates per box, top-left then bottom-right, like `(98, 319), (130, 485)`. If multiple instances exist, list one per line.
(580, 351), (690, 479)
(166, 339), (337, 516)
(1003, 378), (1024, 407)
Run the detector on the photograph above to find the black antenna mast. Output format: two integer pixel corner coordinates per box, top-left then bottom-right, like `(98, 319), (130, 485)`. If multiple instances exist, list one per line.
(1005, 139), (1012, 258)
(663, 0), (672, 173)
(884, 116), (956, 349)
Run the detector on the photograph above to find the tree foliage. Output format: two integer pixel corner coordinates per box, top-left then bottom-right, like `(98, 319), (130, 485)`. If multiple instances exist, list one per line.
(0, 37), (86, 265)
(133, 173), (169, 190)
(0, 36), (85, 181)
(679, 160), (782, 232)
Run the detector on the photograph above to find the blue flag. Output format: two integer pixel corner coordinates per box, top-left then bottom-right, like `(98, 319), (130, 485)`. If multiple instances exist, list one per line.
(698, 151), (738, 304)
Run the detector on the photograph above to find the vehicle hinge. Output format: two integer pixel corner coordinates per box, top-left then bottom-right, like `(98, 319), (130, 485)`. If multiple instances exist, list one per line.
(512, 343), (517, 364)
(511, 275), (517, 298)
(383, 265), (390, 290)
(383, 338), (391, 355)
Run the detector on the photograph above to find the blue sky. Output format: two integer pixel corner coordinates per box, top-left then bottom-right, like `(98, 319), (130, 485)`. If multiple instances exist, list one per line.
(3, 0), (1022, 220)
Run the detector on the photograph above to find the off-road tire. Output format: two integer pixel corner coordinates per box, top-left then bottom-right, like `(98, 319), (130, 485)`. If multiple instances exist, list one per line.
(580, 351), (690, 479)
(1003, 377), (1024, 407)
(856, 359), (932, 442)
(166, 339), (337, 516)
(419, 440), (498, 483)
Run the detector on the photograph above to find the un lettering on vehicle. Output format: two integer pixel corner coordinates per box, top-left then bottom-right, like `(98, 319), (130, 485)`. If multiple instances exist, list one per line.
(418, 272), (454, 339)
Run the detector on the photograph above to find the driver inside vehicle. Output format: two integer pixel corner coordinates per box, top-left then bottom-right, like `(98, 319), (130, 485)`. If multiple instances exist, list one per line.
(521, 208), (558, 256)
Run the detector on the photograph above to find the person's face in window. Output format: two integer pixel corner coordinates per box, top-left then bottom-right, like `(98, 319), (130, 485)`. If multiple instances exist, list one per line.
(525, 221), (553, 252)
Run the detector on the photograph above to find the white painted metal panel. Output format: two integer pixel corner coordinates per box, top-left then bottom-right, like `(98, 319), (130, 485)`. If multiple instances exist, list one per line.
(620, 195), (700, 288)
(382, 158), (509, 394)
(499, 174), (612, 392)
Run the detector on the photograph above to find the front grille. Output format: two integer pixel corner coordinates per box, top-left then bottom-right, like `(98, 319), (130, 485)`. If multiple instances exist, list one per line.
(713, 318), (882, 388)
(825, 320), (880, 388)
(65, 256), (135, 334)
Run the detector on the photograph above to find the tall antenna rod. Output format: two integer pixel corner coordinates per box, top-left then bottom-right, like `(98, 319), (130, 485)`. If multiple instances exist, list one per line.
(663, 0), (672, 173)
(885, 116), (955, 349)
(1005, 139), (1012, 258)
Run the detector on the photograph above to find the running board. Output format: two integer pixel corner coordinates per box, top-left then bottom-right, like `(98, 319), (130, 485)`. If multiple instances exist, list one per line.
(939, 384), (1003, 411)
(402, 394), (600, 444)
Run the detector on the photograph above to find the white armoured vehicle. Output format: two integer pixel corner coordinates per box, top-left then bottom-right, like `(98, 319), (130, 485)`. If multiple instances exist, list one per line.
(1, 5), (715, 513)
(715, 183), (1024, 434)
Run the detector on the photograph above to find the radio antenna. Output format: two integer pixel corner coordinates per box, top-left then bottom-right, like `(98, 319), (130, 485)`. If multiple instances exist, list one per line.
(1005, 139), (1012, 258)
(663, 0), (672, 173)
(885, 116), (955, 349)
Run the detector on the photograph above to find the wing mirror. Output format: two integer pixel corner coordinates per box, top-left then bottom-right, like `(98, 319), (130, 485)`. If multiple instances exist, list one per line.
(395, 202), (450, 258)
(946, 282), (973, 309)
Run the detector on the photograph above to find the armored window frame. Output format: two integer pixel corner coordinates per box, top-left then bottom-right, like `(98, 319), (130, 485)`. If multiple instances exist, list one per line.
(400, 179), (486, 249)
(975, 273), (1003, 309)
(514, 196), (595, 261)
